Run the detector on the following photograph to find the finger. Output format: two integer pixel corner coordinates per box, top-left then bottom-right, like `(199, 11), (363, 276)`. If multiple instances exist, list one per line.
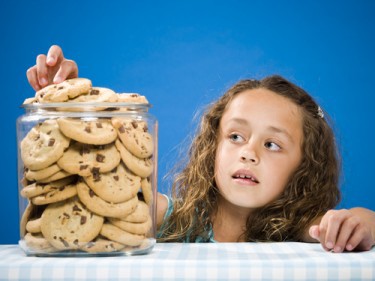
(26, 66), (41, 91)
(53, 59), (79, 83)
(318, 212), (332, 251)
(309, 225), (320, 241)
(35, 54), (49, 87)
(346, 224), (372, 251)
(46, 45), (63, 66)
(323, 210), (349, 251)
(317, 224), (329, 251)
(333, 216), (359, 252)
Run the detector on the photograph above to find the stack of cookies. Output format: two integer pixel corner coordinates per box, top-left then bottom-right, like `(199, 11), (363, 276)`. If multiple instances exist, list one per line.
(19, 78), (155, 254)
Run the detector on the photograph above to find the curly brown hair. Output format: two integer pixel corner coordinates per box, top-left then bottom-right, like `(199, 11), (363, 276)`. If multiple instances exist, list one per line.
(158, 75), (341, 242)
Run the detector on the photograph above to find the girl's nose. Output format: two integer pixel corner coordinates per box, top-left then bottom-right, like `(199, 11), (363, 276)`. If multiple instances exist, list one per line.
(240, 147), (259, 164)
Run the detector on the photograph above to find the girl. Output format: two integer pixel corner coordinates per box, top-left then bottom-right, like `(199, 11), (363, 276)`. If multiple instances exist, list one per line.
(27, 45), (375, 253)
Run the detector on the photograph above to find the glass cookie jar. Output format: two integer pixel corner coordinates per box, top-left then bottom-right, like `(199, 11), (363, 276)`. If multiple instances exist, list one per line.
(16, 102), (158, 256)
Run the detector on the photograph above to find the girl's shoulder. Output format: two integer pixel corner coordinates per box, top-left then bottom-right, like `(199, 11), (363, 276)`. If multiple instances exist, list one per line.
(156, 193), (171, 228)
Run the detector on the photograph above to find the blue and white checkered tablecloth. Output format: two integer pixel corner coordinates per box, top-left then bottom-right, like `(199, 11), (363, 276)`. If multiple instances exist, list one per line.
(0, 242), (374, 280)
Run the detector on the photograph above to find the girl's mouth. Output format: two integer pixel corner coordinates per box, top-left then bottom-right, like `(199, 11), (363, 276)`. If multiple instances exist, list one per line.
(232, 172), (259, 183)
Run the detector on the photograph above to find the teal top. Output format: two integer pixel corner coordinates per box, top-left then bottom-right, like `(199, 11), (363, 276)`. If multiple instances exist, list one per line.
(156, 194), (216, 242)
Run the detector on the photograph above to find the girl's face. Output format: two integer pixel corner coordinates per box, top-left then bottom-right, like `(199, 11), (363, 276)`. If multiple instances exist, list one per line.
(215, 88), (303, 212)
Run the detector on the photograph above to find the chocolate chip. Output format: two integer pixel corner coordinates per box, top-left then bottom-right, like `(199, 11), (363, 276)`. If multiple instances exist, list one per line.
(80, 164), (89, 170)
(96, 122), (103, 128)
(91, 167), (101, 181)
(80, 216), (87, 225)
(119, 125), (125, 133)
(131, 121), (138, 129)
(113, 175), (119, 181)
(93, 172), (101, 182)
(96, 154), (105, 163)
(48, 138), (56, 146)
(89, 189), (95, 197)
(84, 126), (91, 133)
(73, 205), (82, 212)
(92, 167), (100, 174)
(90, 89), (100, 95)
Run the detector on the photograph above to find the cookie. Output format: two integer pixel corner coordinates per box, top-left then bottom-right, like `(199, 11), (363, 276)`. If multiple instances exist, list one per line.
(57, 142), (120, 177)
(141, 177), (153, 206)
(115, 139), (153, 178)
(31, 182), (77, 205)
(23, 97), (37, 105)
(37, 170), (72, 183)
(116, 93), (148, 104)
(68, 87), (118, 103)
(57, 118), (117, 145)
(21, 177), (76, 199)
(25, 163), (66, 182)
(35, 78), (92, 103)
(81, 237), (125, 253)
(109, 216), (152, 235)
(20, 202), (33, 237)
(100, 223), (145, 247)
(20, 202), (46, 237)
(20, 119), (70, 170)
(24, 233), (56, 252)
(123, 200), (150, 223)
(26, 217), (42, 233)
(112, 118), (153, 158)
(84, 162), (141, 204)
(76, 181), (138, 218)
(41, 196), (104, 250)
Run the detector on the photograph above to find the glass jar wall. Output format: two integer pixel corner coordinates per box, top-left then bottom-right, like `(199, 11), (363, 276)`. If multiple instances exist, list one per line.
(17, 102), (157, 256)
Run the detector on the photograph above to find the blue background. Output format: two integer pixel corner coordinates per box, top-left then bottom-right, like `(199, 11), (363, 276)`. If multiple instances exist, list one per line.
(1, 0), (374, 244)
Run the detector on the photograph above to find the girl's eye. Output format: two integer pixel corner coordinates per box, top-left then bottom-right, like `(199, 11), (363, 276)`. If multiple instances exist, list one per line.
(229, 133), (245, 143)
(265, 141), (281, 151)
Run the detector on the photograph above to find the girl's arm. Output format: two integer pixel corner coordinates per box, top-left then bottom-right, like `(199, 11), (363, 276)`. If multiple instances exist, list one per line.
(303, 207), (375, 252)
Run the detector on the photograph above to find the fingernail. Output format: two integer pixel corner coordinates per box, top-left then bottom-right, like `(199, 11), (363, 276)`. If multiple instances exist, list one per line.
(346, 244), (353, 251)
(53, 76), (62, 84)
(334, 246), (341, 252)
(46, 56), (55, 64)
(326, 242), (333, 249)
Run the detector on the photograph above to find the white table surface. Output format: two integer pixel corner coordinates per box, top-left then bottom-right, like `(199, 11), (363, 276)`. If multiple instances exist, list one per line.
(0, 242), (374, 280)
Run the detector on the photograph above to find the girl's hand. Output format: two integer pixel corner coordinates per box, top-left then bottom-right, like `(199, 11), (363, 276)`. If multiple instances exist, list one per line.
(26, 45), (78, 91)
(309, 208), (375, 252)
